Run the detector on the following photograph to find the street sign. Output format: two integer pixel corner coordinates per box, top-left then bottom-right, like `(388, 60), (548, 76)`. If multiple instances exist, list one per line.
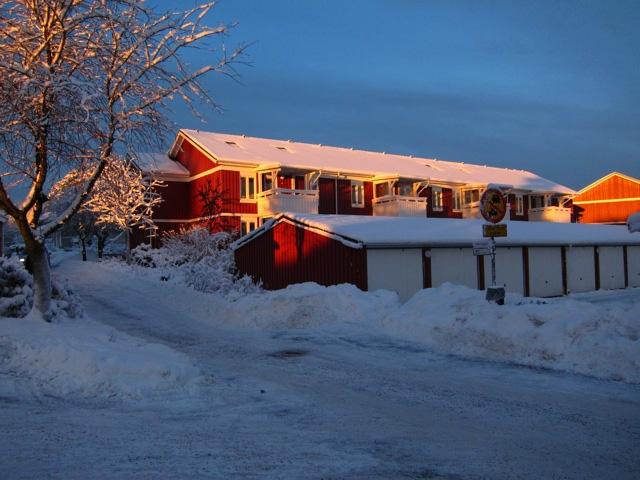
(472, 240), (491, 256)
(483, 223), (508, 238)
(480, 188), (507, 224)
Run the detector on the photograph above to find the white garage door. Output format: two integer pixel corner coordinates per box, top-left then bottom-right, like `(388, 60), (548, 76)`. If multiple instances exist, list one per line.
(528, 247), (563, 297)
(566, 246), (596, 293)
(599, 246), (625, 290)
(431, 248), (478, 289)
(628, 246), (640, 288)
(483, 247), (525, 295)
(367, 248), (423, 302)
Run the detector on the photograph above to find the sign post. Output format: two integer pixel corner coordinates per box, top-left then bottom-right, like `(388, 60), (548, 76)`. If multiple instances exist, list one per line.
(480, 188), (508, 305)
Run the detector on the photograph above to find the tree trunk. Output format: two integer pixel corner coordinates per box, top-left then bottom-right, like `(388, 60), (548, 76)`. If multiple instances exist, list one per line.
(81, 238), (87, 261)
(26, 240), (52, 320)
(97, 234), (107, 259)
(126, 230), (131, 264)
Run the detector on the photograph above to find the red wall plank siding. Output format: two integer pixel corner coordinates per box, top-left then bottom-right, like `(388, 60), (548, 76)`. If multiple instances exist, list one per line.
(317, 178), (373, 215)
(234, 221), (367, 290)
(574, 174), (640, 223)
(426, 187), (457, 218)
(576, 175), (640, 202)
(174, 138), (216, 175)
(153, 181), (190, 220)
(318, 178), (337, 214)
(508, 194), (529, 221)
(278, 175), (293, 188)
(575, 201), (640, 224)
(188, 171), (257, 219)
(295, 176), (305, 190)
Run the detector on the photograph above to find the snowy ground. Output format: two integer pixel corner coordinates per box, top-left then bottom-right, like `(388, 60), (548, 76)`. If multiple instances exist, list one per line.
(1, 256), (639, 479)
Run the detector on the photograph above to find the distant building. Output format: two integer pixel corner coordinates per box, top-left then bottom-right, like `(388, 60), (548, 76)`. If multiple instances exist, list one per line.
(573, 172), (640, 224)
(138, 129), (576, 240)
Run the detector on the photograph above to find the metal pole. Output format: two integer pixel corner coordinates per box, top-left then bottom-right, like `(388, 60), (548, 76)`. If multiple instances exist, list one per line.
(490, 236), (496, 287)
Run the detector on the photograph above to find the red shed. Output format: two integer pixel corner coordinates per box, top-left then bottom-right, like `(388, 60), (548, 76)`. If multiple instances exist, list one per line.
(573, 172), (640, 224)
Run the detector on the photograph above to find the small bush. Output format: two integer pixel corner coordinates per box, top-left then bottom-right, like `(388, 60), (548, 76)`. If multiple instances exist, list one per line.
(131, 226), (260, 298)
(0, 256), (33, 317)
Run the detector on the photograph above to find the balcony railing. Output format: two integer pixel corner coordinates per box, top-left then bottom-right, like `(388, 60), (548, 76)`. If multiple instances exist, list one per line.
(372, 195), (427, 217)
(257, 188), (319, 216)
(528, 206), (572, 223)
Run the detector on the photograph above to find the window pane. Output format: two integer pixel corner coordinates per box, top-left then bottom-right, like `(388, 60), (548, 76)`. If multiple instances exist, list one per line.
(240, 177), (247, 198)
(262, 173), (273, 191)
(241, 222), (247, 236)
(248, 178), (255, 198)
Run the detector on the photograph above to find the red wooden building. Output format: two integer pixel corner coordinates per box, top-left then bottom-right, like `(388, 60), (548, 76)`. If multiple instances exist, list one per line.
(137, 129), (576, 242)
(573, 172), (640, 224)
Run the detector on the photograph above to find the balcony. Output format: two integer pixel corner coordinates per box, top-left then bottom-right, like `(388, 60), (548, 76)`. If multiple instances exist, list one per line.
(528, 206), (572, 223)
(257, 188), (319, 216)
(373, 195), (427, 217)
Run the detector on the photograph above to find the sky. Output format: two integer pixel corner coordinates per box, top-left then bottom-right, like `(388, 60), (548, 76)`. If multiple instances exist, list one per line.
(155, 0), (640, 190)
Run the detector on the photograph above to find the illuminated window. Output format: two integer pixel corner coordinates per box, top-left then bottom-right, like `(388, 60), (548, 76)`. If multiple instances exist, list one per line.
(351, 181), (364, 207)
(240, 176), (255, 200)
(432, 187), (443, 211)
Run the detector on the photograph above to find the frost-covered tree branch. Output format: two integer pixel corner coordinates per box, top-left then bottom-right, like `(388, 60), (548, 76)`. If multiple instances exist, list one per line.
(0, 0), (244, 317)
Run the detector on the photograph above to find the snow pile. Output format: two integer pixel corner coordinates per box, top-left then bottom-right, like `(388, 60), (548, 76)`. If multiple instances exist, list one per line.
(131, 227), (259, 298)
(226, 282), (399, 330)
(0, 256), (33, 317)
(381, 284), (640, 383)
(0, 255), (82, 319)
(0, 314), (200, 399)
(628, 212), (640, 233)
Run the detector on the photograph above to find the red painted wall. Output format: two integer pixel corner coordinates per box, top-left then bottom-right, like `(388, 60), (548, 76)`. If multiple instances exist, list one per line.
(188, 170), (257, 219)
(234, 221), (367, 290)
(317, 178), (373, 215)
(574, 175), (640, 223)
(424, 187), (460, 218)
(508, 194), (529, 221)
(153, 181), (190, 220)
(174, 137), (216, 175)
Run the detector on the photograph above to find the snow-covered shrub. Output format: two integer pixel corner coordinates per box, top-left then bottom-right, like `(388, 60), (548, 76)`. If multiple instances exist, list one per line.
(50, 280), (83, 319)
(131, 227), (260, 298)
(0, 256), (33, 318)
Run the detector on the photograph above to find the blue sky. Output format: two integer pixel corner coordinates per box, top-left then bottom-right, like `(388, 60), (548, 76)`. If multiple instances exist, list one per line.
(157, 0), (639, 190)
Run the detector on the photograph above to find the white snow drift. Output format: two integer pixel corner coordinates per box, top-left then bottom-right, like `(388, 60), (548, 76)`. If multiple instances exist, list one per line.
(0, 314), (200, 399)
(380, 283), (640, 383)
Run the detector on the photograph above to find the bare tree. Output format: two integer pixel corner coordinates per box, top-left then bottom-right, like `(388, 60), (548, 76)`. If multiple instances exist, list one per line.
(0, 1), (243, 318)
(84, 157), (164, 260)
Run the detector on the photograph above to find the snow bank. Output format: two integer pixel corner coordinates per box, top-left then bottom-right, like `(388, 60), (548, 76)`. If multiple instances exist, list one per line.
(0, 314), (200, 400)
(381, 284), (640, 383)
(225, 282), (399, 330)
(628, 212), (640, 233)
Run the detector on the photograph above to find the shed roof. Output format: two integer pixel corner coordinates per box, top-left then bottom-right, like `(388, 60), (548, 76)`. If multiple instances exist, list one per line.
(135, 152), (189, 177)
(179, 130), (575, 194)
(234, 213), (640, 250)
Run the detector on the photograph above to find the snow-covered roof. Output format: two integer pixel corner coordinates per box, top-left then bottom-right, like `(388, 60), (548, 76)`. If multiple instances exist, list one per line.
(234, 213), (640, 249)
(181, 129), (575, 194)
(135, 152), (189, 177)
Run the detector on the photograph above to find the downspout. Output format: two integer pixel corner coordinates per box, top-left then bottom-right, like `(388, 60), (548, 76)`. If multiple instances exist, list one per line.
(335, 172), (340, 214)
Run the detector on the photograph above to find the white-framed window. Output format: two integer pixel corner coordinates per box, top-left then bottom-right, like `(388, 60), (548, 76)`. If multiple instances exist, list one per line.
(240, 219), (257, 236)
(463, 189), (480, 205)
(240, 175), (255, 200)
(515, 194), (524, 215)
(432, 187), (443, 211)
(452, 189), (462, 211)
(260, 172), (273, 192)
(351, 181), (365, 207)
(375, 182), (389, 198)
(530, 195), (544, 209)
